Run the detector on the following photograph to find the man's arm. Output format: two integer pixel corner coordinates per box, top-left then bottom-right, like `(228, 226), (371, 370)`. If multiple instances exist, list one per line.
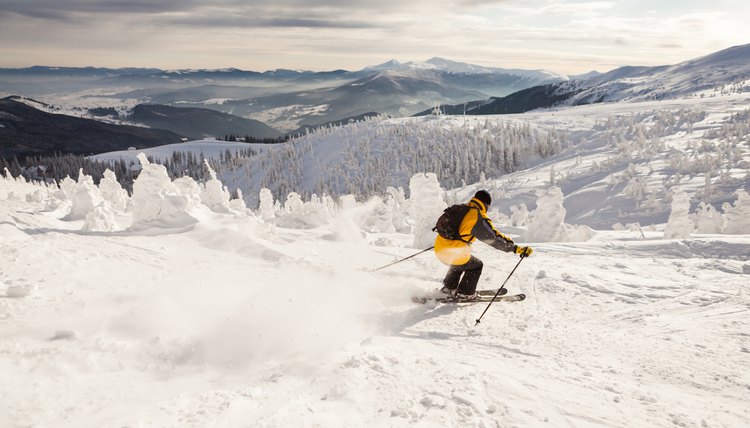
(472, 216), (516, 252)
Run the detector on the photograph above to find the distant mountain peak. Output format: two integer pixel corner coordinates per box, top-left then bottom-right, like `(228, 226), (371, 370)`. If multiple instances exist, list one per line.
(360, 57), (568, 81)
(686, 43), (750, 67)
(362, 60), (404, 72)
(571, 70), (604, 81)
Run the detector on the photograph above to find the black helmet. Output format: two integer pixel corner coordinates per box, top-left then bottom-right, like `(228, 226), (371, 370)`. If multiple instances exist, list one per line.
(473, 190), (491, 207)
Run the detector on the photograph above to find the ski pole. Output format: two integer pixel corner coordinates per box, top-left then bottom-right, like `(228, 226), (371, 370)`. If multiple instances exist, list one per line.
(474, 255), (526, 326)
(371, 246), (434, 272)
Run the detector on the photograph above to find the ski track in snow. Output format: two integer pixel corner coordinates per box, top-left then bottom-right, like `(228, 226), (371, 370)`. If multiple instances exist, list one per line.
(1, 176), (749, 428)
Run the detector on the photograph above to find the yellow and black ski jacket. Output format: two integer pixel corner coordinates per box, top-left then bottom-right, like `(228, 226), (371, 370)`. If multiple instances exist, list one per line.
(434, 197), (516, 265)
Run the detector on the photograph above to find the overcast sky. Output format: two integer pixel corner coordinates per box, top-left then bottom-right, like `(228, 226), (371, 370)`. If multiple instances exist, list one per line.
(0, 0), (748, 74)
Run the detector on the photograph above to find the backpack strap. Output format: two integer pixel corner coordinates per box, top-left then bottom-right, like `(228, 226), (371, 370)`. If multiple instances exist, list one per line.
(448, 205), (479, 243)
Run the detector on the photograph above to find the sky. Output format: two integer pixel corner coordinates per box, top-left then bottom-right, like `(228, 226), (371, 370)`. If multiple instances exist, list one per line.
(0, 0), (748, 75)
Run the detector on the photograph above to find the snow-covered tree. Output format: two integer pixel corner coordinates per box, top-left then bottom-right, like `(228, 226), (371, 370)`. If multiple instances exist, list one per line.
(510, 204), (529, 227)
(723, 190), (750, 234)
(692, 202), (723, 234)
(229, 189), (248, 212)
(284, 192), (304, 214)
(58, 176), (77, 201)
(524, 187), (568, 242)
(66, 169), (104, 221)
(200, 160), (231, 213)
(409, 173), (446, 249)
(524, 187), (592, 242)
(258, 188), (275, 220)
(623, 176), (648, 208)
(385, 186), (411, 233)
(173, 176), (203, 207)
(129, 153), (198, 229)
(664, 190), (692, 239)
(99, 169), (129, 211)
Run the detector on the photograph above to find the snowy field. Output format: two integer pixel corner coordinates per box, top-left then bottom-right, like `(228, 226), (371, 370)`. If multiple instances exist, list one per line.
(90, 140), (273, 164)
(2, 142), (749, 427)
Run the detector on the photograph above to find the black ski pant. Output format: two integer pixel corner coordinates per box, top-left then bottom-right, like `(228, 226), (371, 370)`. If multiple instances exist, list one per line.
(442, 256), (483, 295)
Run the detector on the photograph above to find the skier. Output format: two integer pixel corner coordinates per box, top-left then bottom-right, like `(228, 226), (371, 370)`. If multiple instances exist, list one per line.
(434, 190), (533, 300)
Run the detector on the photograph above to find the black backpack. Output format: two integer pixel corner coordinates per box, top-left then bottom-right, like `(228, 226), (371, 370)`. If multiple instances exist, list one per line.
(432, 204), (476, 241)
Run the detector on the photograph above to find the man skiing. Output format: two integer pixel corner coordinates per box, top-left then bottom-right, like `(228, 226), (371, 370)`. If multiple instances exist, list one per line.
(434, 190), (533, 300)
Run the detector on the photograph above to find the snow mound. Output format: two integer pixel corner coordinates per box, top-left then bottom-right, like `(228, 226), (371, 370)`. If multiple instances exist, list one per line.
(82, 202), (117, 232)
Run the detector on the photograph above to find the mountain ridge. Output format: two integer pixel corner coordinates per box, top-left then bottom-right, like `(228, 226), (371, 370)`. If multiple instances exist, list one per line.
(0, 96), (181, 158)
(418, 43), (750, 116)
(129, 104), (282, 140)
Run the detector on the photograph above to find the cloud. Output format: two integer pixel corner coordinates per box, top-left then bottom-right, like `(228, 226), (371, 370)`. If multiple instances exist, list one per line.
(540, 1), (615, 15)
(0, 0), (204, 20)
(171, 15), (379, 29)
(0, 0), (439, 21)
(0, 0), (748, 74)
(0, 0), (412, 29)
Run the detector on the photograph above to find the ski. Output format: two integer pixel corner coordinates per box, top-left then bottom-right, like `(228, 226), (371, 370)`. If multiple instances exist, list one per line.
(430, 287), (507, 297)
(477, 288), (508, 297)
(412, 293), (525, 304)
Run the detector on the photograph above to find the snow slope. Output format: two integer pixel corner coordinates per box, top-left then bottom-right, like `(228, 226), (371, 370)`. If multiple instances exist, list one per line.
(2, 147), (749, 427)
(3, 86), (750, 427)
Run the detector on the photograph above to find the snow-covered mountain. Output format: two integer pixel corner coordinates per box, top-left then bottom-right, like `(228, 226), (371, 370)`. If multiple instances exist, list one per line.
(129, 104), (282, 140)
(0, 96), (285, 158)
(0, 96), (182, 158)
(561, 43), (750, 104)
(3, 45), (748, 132)
(182, 64), (566, 131)
(364, 57), (566, 80)
(426, 44), (750, 116)
(0, 58), (568, 133)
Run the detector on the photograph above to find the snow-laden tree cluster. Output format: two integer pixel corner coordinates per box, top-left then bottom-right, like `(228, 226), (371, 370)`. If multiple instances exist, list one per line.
(129, 154), (205, 229)
(9, 154), (257, 232)
(223, 116), (567, 206)
(546, 106), (748, 229)
(8, 105), (744, 238)
(663, 189), (750, 237)
(0, 147), (261, 196)
(4, 162), (587, 250)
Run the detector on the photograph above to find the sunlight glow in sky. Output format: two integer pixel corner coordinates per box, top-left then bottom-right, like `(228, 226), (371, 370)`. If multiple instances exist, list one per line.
(0, 0), (748, 74)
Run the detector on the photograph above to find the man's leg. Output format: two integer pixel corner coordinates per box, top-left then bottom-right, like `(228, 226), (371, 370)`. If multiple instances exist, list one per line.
(442, 264), (463, 292)
(457, 256), (483, 295)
